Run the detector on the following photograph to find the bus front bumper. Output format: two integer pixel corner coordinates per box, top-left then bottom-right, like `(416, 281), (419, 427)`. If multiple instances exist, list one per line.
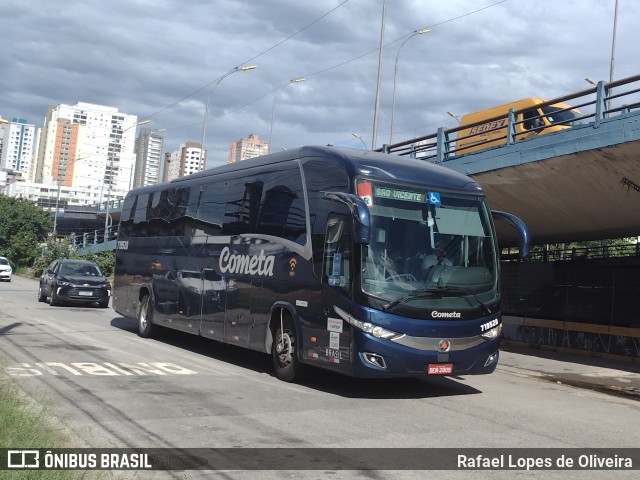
(350, 331), (501, 378)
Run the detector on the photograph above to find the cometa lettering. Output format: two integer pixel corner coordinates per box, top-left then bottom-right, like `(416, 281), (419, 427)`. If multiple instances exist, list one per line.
(431, 311), (461, 318)
(219, 247), (275, 277)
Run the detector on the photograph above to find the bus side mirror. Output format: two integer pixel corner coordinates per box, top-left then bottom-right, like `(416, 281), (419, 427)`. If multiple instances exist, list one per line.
(323, 192), (370, 244)
(491, 210), (530, 258)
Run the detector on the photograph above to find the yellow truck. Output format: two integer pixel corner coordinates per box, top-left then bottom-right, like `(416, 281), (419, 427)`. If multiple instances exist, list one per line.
(455, 97), (583, 155)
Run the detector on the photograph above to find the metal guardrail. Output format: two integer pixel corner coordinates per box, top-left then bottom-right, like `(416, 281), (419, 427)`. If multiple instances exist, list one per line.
(376, 73), (640, 162)
(71, 225), (118, 250)
(95, 198), (125, 213)
(502, 243), (640, 263)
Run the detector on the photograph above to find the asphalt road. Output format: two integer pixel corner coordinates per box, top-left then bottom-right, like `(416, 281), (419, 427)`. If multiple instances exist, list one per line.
(1, 274), (639, 480)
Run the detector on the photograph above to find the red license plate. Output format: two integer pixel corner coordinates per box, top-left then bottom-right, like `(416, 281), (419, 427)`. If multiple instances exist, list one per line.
(427, 363), (453, 375)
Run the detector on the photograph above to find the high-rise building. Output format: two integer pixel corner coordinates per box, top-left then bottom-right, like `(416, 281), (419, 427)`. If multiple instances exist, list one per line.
(227, 133), (268, 163)
(0, 117), (36, 179)
(163, 142), (204, 181)
(132, 127), (164, 188)
(34, 102), (139, 203)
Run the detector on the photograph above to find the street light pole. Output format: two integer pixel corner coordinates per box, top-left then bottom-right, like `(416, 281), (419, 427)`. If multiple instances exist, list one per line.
(269, 78), (305, 154)
(447, 111), (460, 124)
(608, 0), (619, 112)
(52, 184), (61, 236)
(371, 0), (386, 151)
(200, 65), (257, 165)
(352, 132), (368, 150)
(389, 28), (430, 144)
(104, 119), (151, 240)
(51, 154), (90, 237)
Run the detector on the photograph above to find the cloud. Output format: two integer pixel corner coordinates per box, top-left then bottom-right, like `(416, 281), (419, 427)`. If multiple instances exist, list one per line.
(1, 0), (637, 169)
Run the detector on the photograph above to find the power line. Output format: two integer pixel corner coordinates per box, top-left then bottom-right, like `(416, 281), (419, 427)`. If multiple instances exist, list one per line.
(145, 0), (509, 136)
(140, 0), (352, 121)
(211, 0), (510, 119)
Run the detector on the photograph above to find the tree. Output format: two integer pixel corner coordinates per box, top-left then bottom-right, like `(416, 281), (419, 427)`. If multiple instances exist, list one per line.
(0, 195), (51, 268)
(32, 237), (75, 277)
(32, 238), (116, 278)
(81, 250), (115, 277)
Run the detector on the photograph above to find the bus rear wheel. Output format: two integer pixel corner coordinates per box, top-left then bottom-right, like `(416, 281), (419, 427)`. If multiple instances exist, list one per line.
(138, 295), (156, 338)
(272, 316), (304, 383)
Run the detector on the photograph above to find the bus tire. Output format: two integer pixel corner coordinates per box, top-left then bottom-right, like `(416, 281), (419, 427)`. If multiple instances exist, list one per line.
(272, 315), (304, 383)
(138, 294), (156, 338)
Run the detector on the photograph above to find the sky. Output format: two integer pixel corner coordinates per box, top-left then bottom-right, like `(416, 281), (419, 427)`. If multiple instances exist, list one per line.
(1, 0), (637, 170)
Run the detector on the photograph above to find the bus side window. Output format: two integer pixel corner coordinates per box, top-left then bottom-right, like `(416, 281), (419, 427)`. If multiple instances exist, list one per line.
(323, 214), (351, 294)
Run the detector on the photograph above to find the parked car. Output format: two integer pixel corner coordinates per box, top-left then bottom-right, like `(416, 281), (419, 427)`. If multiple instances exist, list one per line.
(38, 259), (111, 307)
(0, 256), (12, 282)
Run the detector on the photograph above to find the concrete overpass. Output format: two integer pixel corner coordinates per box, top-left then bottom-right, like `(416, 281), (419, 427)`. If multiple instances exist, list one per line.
(380, 74), (640, 246)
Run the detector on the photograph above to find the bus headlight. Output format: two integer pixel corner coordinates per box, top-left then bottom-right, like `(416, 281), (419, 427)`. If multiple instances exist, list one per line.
(333, 306), (401, 340)
(481, 323), (502, 340)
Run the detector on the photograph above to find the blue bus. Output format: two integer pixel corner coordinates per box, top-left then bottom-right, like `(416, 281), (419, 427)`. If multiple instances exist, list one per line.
(113, 146), (528, 382)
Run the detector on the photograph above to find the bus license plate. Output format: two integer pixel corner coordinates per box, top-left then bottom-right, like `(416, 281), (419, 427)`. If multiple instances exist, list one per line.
(78, 291), (93, 296)
(427, 363), (453, 375)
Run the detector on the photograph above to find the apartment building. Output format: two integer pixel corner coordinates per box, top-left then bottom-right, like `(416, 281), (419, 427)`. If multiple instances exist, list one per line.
(162, 142), (204, 182)
(132, 127), (164, 188)
(227, 133), (268, 163)
(0, 117), (36, 179)
(34, 102), (139, 201)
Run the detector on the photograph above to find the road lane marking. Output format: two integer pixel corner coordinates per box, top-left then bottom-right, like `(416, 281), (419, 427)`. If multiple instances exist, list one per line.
(7, 362), (197, 377)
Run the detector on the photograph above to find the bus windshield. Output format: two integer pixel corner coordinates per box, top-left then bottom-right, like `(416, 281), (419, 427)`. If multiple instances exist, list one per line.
(359, 181), (498, 313)
(541, 106), (583, 127)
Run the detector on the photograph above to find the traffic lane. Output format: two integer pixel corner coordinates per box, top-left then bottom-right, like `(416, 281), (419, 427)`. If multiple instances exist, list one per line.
(2, 310), (486, 448)
(4, 302), (639, 450)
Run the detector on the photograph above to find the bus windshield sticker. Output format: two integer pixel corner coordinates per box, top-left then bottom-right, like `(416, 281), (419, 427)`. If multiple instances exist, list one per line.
(357, 182), (373, 207)
(332, 253), (342, 276)
(428, 192), (441, 205)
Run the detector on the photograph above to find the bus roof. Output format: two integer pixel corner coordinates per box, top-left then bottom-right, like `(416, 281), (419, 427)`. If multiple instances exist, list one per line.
(131, 146), (481, 196)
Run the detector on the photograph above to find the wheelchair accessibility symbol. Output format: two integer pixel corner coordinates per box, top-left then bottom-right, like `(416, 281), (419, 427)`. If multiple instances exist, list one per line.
(428, 192), (441, 205)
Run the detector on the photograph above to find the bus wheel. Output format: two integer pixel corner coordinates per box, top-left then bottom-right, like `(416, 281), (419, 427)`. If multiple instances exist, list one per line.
(138, 295), (156, 338)
(272, 316), (304, 383)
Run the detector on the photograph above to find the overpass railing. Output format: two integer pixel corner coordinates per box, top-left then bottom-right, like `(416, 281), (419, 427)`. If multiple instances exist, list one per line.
(377, 73), (640, 162)
(70, 225), (118, 252)
(502, 242), (640, 263)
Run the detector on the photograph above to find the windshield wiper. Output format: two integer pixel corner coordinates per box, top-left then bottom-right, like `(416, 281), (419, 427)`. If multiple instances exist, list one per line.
(382, 286), (461, 311)
(462, 293), (492, 315)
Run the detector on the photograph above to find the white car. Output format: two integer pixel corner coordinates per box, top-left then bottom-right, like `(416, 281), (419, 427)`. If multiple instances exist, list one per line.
(0, 256), (12, 282)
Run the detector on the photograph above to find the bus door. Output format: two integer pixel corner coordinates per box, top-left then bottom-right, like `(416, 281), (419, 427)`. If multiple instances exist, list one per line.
(151, 238), (205, 334)
(199, 241), (227, 342)
(316, 212), (353, 374)
(198, 240), (254, 346)
(222, 237), (258, 347)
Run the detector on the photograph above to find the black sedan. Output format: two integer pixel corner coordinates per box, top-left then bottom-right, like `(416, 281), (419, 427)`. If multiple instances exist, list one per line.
(38, 259), (111, 308)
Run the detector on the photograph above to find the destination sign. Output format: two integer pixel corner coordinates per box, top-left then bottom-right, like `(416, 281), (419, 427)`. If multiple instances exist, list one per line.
(373, 187), (427, 203)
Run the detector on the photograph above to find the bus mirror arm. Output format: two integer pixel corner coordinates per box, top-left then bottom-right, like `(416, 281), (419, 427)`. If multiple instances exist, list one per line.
(323, 192), (371, 244)
(491, 210), (530, 258)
